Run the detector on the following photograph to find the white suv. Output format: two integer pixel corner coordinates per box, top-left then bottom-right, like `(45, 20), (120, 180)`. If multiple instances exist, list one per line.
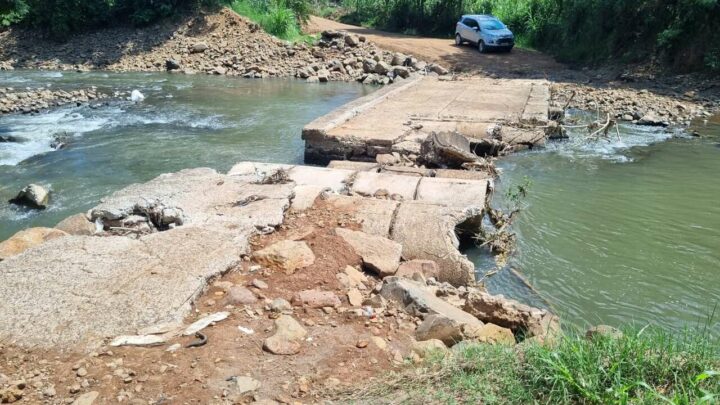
(455, 14), (515, 53)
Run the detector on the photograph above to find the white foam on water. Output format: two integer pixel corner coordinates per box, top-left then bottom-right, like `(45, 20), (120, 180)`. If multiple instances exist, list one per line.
(545, 112), (675, 162)
(0, 108), (111, 166)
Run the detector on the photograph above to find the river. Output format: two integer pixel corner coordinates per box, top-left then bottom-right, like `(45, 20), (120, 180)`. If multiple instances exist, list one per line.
(0, 71), (371, 240)
(477, 113), (720, 333)
(2, 71), (718, 334)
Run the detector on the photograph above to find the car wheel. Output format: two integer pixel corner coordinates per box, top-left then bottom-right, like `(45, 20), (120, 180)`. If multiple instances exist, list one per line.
(505, 46), (514, 53)
(455, 34), (463, 46)
(478, 41), (487, 53)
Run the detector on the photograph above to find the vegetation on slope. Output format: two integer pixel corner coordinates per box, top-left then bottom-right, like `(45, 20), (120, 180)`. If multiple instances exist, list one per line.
(228, 0), (312, 40)
(337, 0), (720, 72)
(342, 326), (720, 404)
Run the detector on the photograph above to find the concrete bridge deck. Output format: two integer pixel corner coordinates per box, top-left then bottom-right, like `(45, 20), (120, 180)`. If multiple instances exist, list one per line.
(303, 76), (550, 164)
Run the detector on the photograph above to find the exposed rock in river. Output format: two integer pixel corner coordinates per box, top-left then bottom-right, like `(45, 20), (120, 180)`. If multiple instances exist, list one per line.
(9, 183), (50, 209)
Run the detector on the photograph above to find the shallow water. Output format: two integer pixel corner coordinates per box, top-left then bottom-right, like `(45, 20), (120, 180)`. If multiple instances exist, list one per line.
(477, 115), (720, 333)
(0, 71), (372, 240)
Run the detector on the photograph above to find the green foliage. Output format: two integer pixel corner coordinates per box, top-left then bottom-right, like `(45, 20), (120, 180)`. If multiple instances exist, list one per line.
(0, 0), (29, 27)
(229, 0), (313, 40)
(339, 0), (720, 72)
(523, 328), (720, 404)
(0, 0), (226, 38)
(352, 326), (720, 404)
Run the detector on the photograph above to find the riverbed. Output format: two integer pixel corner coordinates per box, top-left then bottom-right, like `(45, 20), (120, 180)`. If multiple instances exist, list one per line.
(0, 71), (371, 240)
(2, 71), (718, 335)
(479, 115), (720, 333)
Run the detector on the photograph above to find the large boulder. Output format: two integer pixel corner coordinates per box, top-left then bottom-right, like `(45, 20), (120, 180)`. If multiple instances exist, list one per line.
(335, 228), (402, 277)
(190, 42), (209, 54)
(0, 227), (68, 261)
(463, 323), (516, 345)
(416, 314), (464, 346)
(252, 240), (315, 274)
(463, 292), (560, 341)
(9, 184), (50, 209)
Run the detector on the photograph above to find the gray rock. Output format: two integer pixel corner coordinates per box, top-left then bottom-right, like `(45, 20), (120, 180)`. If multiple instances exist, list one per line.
(224, 286), (258, 305)
(344, 35), (359, 47)
(9, 183), (50, 209)
(420, 131), (480, 169)
(292, 289), (341, 308)
(463, 291), (560, 341)
(380, 277), (483, 328)
(637, 111), (669, 126)
(586, 325), (623, 340)
(190, 42), (209, 54)
(374, 61), (391, 75)
(429, 64), (449, 75)
(165, 59), (181, 71)
(416, 314), (464, 346)
(393, 66), (410, 79)
(335, 228), (402, 277)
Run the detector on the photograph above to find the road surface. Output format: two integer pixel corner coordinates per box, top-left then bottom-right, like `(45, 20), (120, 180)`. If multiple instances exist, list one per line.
(306, 16), (568, 79)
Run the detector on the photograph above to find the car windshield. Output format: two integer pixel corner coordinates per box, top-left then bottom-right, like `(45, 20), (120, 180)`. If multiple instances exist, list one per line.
(480, 20), (505, 30)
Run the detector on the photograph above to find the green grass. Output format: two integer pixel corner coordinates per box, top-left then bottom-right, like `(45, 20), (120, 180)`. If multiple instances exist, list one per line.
(338, 326), (719, 404)
(228, 0), (312, 42)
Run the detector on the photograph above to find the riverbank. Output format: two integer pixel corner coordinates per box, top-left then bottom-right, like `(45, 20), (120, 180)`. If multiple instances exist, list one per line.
(1, 9), (718, 125)
(0, 9), (444, 90)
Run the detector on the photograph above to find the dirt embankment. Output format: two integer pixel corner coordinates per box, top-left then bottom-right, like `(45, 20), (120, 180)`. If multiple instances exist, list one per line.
(0, 9), (442, 85)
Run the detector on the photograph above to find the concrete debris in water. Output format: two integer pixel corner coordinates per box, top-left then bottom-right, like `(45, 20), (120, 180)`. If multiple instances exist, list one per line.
(129, 89), (145, 103)
(9, 183), (50, 209)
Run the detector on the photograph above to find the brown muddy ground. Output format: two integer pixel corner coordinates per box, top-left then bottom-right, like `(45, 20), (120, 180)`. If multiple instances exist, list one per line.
(0, 201), (421, 404)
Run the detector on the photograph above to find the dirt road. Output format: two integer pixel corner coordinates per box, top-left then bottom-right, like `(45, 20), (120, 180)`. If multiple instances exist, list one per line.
(306, 16), (568, 79)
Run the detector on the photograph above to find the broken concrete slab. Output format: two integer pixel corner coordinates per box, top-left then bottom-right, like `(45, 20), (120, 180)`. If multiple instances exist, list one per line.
(324, 195), (397, 237)
(0, 227), (241, 349)
(336, 228), (402, 277)
(463, 291), (560, 340)
(303, 76), (550, 164)
(390, 202), (482, 286)
(327, 160), (379, 171)
(0, 227), (68, 261)
(380, 278), (483, 328)
(415, 177), (488, 207)
(287, 165), (353, 193)
(351, 171), (420, 200)
(290, 185), (330, 211)
(0, 167), (298, 349)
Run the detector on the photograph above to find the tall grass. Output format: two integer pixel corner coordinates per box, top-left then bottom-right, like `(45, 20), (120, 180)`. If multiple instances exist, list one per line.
(229, 0), (313, 41)
(338, 326), (720, 404)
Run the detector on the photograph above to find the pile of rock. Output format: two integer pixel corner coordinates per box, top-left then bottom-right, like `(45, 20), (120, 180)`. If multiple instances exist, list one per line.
(0, 9), (449, 86)
(0, 86), (108, 115)
(553, 82), (718, 127)
(296, 30), (448, 85)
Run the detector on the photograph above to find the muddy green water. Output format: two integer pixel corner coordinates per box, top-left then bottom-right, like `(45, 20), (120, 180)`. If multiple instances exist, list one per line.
(0, 71), (372, 240)
(476, 116), (720, 333)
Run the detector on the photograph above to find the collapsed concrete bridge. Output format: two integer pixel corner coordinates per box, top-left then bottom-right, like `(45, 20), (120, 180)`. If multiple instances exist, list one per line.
(302, 75), (551, 164)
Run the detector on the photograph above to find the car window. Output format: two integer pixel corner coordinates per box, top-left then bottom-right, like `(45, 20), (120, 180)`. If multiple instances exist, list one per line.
(463, 18), (478, 28)
(480, 19), (505, 30)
